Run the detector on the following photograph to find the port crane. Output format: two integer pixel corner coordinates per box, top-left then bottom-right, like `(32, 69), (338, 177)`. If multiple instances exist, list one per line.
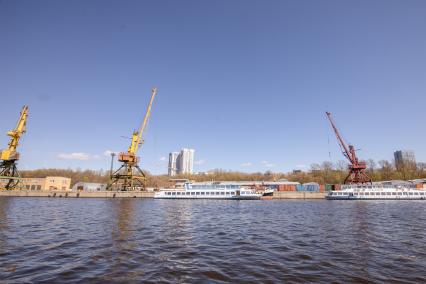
(326, 111), (372, 184)
(0, 106), (29, 190)
(107, 88), (157, 191)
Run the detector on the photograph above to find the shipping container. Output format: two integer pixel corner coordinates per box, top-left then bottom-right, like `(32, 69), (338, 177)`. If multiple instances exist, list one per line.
(277, 184), (296, 191)
(325, 184), (334, 191)
(302, 182), (320, 192)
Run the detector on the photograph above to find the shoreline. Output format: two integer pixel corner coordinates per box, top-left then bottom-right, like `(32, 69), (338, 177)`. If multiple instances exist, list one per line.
(0, 190), (327, 199)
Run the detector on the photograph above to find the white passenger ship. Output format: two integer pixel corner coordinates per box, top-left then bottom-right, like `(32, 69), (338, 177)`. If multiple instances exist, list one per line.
(154, 182), (262, 200)
(327, 184), (426, 200)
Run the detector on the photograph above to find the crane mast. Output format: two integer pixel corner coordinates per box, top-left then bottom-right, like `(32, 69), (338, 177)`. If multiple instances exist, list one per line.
(107, 88), (157, 191)
(0, 106), (29, 190)
(325, 111), (371, 184)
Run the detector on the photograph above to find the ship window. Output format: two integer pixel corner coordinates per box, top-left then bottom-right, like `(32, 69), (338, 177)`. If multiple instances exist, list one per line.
(414, 192), (419, 195)
(205, 192), (209, 195)
(231, 191), (235, 195)
(387, 192), (391, 195)
(420, 192), (424, 195)
(196, 192), (200, 195)
(364, 192), (369, 195)
(375, 192), (380, 195)
(226, 192), (230, 195)
(201, 192), (205, 195)
(220, 192), (225, 195)
(177, 192), (181, 195)
(191, 192), (195, 195)
(166, 192), (171, 195)
(409, 192), (413, 195)
(172, 192), (176, 195)
(216, 192), (220, 195)
(354, 193), (358, 196)
(392, 192), (396, 195)
(397, 192), (402, 195)
(381, 192), (386, 195)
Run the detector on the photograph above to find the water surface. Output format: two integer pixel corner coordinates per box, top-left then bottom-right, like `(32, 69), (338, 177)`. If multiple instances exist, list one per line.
(0, 197), (425, 283)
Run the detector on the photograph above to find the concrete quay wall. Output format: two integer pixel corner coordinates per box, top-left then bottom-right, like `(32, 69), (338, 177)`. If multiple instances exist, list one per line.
(273, 191), (326, 199)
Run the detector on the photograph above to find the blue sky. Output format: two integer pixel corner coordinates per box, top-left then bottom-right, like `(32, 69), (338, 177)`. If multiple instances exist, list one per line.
(1, 0), (425, 174)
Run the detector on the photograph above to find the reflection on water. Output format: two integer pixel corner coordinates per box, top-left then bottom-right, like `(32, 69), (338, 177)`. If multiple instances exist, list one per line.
(0, 198), (425, 283)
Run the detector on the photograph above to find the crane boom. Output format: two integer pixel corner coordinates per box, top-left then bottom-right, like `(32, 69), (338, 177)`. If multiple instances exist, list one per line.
(1, 105), (29, 161)
(128, 87), (157, 155)
(325, 111), (353, 164)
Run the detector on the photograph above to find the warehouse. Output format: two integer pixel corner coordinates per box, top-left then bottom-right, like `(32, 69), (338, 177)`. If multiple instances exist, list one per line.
(0, 176), (71, 190)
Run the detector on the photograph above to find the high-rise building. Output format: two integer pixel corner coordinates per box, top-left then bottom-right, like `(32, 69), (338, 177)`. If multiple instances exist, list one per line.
(178, 148), (195, 175)
(168, 148), (195, 176)
(394, 150), (416, 170)
(168, 152), (179, 176)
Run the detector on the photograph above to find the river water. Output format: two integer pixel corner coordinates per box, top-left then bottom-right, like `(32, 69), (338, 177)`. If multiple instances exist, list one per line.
(0, 197), (425, 283)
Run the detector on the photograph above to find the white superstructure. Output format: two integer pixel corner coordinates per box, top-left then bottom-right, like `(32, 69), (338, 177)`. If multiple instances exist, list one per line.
(327, 184), (426, 200)
(154, 182), (262, 200)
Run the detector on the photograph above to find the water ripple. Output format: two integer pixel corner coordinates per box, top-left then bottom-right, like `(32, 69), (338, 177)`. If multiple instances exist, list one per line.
(0, 198), (425, 283)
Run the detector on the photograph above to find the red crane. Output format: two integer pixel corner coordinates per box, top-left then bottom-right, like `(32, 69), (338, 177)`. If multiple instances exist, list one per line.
(326, 112), (372, 184)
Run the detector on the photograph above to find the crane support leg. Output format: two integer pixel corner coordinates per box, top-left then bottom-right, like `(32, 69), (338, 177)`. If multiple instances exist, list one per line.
(0, 160), (21, 190)
(106, 163), (146, 191)
(344, 169), (372, 184)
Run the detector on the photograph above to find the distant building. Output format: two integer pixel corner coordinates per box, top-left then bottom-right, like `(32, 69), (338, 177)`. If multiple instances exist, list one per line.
(0, 176), (72, 191)
(178, 148), (195, 175)
(168, 148), (195, 176)
(168, 152), (179, 176)
(394, 150), (416, 170)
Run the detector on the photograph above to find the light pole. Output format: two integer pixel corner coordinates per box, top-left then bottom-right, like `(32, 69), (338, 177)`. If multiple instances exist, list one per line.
(110, 152), (116, 177)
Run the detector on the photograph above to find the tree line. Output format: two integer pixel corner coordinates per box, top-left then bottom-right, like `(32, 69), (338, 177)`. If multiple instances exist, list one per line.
(20, 159), (426, 188)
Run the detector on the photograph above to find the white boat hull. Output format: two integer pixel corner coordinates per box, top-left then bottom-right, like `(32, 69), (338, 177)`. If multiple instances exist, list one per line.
(327, 185), (426, 200)
(154, 188), (261, 200)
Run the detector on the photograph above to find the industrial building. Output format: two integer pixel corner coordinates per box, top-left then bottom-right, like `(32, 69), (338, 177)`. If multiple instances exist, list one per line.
(168, 148), (195, 176)
(72, 182), (107, 191)
(0, 176), (71, 191)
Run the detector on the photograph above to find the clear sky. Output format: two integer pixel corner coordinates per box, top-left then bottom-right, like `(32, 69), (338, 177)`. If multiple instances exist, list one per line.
(1, 0), (425, 174)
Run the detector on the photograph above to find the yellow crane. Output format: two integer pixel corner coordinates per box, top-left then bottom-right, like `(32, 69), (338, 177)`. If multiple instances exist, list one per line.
(107, 88), (157, 191)
(0, 105), (29, 190)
